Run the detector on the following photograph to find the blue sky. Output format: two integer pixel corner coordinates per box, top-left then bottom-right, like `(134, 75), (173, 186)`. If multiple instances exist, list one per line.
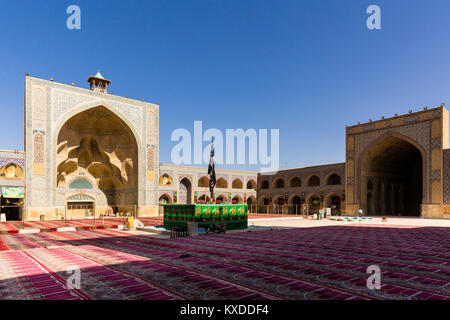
(0, 0), (449, 171)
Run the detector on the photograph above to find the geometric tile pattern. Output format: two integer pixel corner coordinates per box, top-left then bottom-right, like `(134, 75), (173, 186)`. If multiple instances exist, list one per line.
(0, 158), (25, 167)
(0, 178), (24, 187)
(444, 149), (450, 204)
(432, 138), (441, 149)
(431, 170), (441, 183)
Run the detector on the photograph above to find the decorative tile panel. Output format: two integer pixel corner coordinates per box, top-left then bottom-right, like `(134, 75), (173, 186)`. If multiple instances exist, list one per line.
(444, 149), (450, 204)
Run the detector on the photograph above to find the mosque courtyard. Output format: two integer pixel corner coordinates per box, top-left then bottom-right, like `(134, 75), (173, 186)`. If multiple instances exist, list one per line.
(1, 216), (449, 300)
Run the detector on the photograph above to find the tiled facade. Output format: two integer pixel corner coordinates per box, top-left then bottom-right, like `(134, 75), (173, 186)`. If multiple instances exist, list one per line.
(257, 163), (345, 213)
(158, 164), (257, 205)
(346, 107), (450, 218)
(0, 150), (25, 220)
(444, 149), (450, 204)
(256, 107), (450, 218)
(0, 150), (25, 189)
(24, 75), (159, 220)
(1, 74), (449, 220)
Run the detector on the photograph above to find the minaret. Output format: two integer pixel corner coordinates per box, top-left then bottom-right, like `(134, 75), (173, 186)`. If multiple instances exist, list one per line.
(87, 71), (111, 93)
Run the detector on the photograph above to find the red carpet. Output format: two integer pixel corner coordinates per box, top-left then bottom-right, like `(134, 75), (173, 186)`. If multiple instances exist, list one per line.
(0, 250), (82, 300)
(0, 224), (449, 299)
(0, 222), (19, 234)
(2, 219), (121, 233)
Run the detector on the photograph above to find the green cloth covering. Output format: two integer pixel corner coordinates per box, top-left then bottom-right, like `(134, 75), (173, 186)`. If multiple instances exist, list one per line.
(163, 204), (248, 230)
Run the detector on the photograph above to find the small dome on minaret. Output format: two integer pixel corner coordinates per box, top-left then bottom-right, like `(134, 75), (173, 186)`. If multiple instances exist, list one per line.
(87, 71), (111, 93)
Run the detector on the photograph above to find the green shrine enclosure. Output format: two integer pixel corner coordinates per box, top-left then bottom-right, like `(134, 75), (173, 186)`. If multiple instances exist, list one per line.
(163, 204), (248, 230)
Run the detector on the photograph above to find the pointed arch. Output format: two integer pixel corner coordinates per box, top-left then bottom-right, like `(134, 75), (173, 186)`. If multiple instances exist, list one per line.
(54, 101), (142, 154)
(306, 175), (320, 186)
(259, 179), (269, 189)
(247, 195), (256, 205)
(325, 173), (341, 185)
(246, 179), (256, 189)
(232, 178), (243, 189)
(273, 178), (285, 189)
(216, 177), (228, 189)
(288, 176), (301, 187)
(273, 194), (286, 205)
(232, 195), (243, 204)
(306, 193), (320, 205)
(198, 194), (211, 203)
(259, 196), (271, 205)
(358, 131), (426, 216)
(55, 104), (140, 208)
(159, 193), (172, 204)
(179, 177), (192, 204)
(0, 162), (24, 178)
(198, 176), (209, 188)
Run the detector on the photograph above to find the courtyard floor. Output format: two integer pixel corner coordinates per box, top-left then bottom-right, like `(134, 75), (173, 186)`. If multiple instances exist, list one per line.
(0, 214), (296, 234)
(0, 217), (449, 300)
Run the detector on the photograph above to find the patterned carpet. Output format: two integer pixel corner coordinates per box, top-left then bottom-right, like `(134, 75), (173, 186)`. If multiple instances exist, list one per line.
(0, 215), (289, 234)
(0, 217), (165, 234)
(5, 219), (122, 232)
(0, 224), (449, 300)
(0, 222), (19, 234)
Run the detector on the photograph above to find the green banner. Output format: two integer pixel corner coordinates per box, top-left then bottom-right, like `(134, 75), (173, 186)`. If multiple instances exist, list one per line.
(67, 194), (94, 202)
(163, 204), (248, 230)
(2, 187), (24, 198)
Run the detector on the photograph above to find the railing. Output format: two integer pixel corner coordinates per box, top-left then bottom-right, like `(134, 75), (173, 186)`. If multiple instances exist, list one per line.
(247, 204), (341, 216)
(170, 227), (188, 238)
(158, 203), (342, 217)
